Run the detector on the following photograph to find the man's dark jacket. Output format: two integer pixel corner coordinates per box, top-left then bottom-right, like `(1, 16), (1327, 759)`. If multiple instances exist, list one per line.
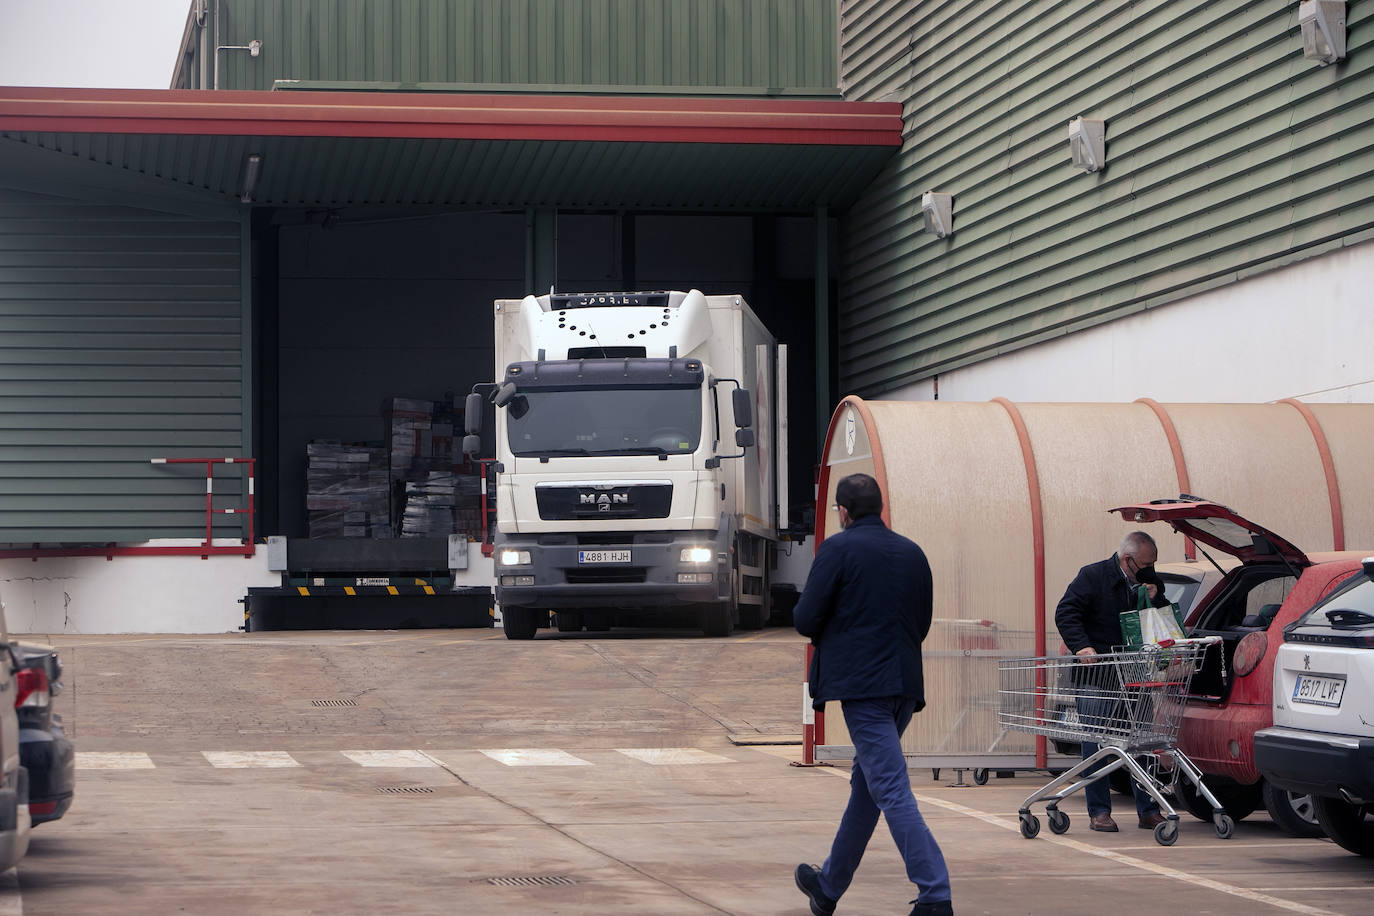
(1055, 554), (1171, 654)
(794, 515), (933, 710)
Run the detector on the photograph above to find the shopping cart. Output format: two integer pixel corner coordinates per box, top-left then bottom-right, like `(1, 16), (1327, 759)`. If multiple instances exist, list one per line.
(997, 637), (1233, 846)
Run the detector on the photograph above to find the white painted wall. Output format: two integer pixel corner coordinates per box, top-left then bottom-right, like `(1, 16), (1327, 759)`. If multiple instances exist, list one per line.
(886, 241), (1374, 405)
(1, 551), (279, 635)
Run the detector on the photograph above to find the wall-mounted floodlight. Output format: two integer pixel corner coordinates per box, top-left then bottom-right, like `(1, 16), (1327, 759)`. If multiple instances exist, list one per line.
(921, 191), (953, 239)
(1069, 117), (1106, 173)
(214, 39), (264, 89)
(1299, 1), (1345, 65)
(240, 153), (262, 204)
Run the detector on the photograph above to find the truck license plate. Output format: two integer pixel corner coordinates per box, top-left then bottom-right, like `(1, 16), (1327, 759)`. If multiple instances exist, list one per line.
(578, 550), (630, 564)
(1292, 673), (1346, 708)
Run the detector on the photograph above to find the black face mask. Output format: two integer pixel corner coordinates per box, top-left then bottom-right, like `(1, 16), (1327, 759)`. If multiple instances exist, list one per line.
(1133, 563), (1159, 583)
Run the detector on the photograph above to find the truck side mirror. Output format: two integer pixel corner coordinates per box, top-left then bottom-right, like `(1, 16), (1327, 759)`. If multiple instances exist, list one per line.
(493, 381), (518, 408)
(735, 428), (755, 448)
(462, 434), (482, 458)
(731, 388), (753, 428)
(464, 392), (484, 435)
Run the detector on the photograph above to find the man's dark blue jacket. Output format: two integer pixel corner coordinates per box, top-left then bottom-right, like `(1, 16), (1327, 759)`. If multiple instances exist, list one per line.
(794, 514), (933, 711)
(1055, 554), (1171, 654)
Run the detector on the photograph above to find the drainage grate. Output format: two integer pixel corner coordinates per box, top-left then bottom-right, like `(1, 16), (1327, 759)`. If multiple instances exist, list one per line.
(376, 785), (435, 795)
(486, 876), (578, 888)
(311, 699), (358, 707)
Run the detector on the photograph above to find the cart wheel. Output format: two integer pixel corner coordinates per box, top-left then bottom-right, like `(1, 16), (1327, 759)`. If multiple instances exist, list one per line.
(1213, 813), (1235, 840)
(1154, 818), (1179, 846)
(1019, 812), (1040, 839)
(931, 768), (941, 781)
(973, 769), (990, 786)
(1047, 809), (1071, 834)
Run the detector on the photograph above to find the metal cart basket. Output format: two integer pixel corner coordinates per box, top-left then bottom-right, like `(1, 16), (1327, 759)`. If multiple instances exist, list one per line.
(997, 638), (1234, 846)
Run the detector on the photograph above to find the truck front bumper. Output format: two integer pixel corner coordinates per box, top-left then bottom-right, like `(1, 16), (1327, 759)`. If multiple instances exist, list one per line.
(495, 532), (728, 610)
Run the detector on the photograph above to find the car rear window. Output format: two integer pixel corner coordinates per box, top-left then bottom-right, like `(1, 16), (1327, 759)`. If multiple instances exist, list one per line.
(1291, 572), (1374, 630)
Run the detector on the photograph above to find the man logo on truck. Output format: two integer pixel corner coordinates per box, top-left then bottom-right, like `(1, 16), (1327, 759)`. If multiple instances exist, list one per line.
(580, 491), (629, 510)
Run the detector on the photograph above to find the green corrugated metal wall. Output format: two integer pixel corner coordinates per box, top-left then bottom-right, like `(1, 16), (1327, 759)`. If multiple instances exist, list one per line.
(837, 0), (1374, 396)
(0, 188), (246, 543)
(177, 0), (836, 91)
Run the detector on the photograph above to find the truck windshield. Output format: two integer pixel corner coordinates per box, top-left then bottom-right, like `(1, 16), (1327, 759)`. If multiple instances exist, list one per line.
(507, 386), (702, 457)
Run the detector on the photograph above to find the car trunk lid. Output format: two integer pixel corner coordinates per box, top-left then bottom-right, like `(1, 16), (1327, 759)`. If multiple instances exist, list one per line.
(1109, 498), (1311, 569)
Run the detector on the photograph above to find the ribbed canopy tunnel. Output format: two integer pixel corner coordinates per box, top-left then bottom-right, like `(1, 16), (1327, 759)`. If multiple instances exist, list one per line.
(811, 397), (1374, 766)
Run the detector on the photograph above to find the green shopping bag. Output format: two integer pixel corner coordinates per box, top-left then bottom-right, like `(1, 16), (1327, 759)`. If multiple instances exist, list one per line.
(1119, 584), (1186, 648)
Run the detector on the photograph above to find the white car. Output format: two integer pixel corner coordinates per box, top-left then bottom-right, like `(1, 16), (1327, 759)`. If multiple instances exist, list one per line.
(1254, 557), (1374, 857)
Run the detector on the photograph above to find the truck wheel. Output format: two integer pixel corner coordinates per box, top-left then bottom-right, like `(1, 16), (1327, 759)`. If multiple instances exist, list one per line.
(502, 607), (539, 640)
(701, 602), (734, 638)
(738, 602), (767, 631)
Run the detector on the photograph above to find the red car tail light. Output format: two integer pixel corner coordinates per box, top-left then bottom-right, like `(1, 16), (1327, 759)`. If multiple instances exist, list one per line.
(14, 668), (50, 709)
(29, 800), (57, 816)
(1232, 631), (1268, 677)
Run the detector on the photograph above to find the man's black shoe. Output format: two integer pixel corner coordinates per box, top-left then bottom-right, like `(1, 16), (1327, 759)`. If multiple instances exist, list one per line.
(794, 863), (837, 916)
(909, 899), (954, 916)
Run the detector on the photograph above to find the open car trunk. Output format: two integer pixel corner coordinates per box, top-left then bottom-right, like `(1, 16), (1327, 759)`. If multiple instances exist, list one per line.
(1109, 498), (1309, 701)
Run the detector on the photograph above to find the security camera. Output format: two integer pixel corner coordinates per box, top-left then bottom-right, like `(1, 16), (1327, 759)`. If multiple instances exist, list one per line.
(248, 40), (262, 57)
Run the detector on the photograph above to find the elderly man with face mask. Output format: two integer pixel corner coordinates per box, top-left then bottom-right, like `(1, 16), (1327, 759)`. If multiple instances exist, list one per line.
(1054, 530), (1174, 833)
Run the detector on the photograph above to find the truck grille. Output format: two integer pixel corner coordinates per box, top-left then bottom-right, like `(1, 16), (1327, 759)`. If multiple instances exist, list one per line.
(565, 568), (647, 585)
(536, 483), (672, 520)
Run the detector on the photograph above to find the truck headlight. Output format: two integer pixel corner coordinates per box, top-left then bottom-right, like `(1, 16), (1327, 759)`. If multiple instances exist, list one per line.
(499, 549), (532, 567)
(680, 546), (713, 564)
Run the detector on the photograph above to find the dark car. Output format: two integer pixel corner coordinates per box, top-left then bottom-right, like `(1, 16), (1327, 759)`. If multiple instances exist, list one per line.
(1111, 498), (1369, 837)
(11, 641), (73, 825)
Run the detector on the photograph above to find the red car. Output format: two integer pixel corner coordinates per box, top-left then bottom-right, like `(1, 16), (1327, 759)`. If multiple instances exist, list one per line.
(1110, 498), (1369, 836)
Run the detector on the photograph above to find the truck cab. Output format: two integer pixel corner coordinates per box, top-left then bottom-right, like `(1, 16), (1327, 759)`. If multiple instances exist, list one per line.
(467, 290), (787, 639)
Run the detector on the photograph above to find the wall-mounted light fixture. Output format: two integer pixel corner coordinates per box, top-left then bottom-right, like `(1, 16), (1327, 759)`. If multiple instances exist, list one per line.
(240, 153), (262, 204)
(1069, 117), (1106, 173)
(921, 191), (953, 239)
(214, 38), (263, 89)
(1299, 1), (1345, 65)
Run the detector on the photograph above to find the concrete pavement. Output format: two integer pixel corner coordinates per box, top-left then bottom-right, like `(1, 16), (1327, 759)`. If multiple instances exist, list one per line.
(6, 626), (1369, 915)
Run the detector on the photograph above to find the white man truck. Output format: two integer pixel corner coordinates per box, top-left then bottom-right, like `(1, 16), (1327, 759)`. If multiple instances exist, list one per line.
(463, 289), (788, 639)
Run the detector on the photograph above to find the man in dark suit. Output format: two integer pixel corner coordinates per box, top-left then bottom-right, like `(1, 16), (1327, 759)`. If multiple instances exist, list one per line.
(1055, 530), (1173, 833)
(793, 473), (953, 916)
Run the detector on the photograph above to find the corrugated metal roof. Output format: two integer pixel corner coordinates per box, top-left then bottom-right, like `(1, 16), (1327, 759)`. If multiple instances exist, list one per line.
(836, 0), (1374, 396)
(173, 0), (838, 93)
(0, 88), (901, 211)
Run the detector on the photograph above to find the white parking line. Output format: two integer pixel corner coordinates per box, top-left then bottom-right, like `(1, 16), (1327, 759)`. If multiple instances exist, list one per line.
(202, 751), (301, 768)
(340, 750), (436, 768)
(816, 768), (1338, 916)
(616, 748), (736, 765)
(479, 749), (592, 766)
(75, 752), (155, 770)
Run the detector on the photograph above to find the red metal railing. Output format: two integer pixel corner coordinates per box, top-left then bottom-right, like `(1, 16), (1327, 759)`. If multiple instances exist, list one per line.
(0, 457), (256, 560)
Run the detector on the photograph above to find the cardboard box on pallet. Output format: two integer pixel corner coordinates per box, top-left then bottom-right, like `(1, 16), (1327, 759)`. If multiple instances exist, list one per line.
(305, 441), (389, 539)
(384, 397), (434, 481)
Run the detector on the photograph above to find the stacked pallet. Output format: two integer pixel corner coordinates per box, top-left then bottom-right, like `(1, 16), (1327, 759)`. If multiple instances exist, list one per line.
(305, 442), (389, 539)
